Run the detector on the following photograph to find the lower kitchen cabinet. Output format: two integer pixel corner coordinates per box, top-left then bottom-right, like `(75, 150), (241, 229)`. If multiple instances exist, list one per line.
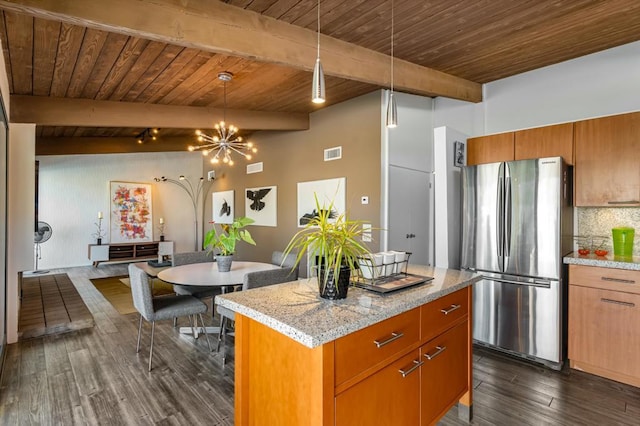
(335, 350), (421, 425)
(421, 321), (468, 425)
(568, 265), (640, 387)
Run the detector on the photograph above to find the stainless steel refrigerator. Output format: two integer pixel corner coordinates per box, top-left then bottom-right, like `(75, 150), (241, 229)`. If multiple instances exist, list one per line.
(461, 157), (573, 369)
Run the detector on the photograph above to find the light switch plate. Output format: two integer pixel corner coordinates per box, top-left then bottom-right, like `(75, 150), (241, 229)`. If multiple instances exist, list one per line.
(361, 196), (369, 205)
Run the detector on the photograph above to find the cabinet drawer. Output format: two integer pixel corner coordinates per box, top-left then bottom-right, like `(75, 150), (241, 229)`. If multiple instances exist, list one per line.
(335, 350), (421, 426)
(421, 287), (469, 342)
(335, 308), (420, 386)
(569, 265), (640, 295)
(569, 285), (640, 379)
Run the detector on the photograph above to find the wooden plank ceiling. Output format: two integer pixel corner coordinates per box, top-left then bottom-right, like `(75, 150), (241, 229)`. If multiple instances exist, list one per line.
(1, 0), (640, 153)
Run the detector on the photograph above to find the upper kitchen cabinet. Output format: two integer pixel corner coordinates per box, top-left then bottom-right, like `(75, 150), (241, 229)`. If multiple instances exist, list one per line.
(467, 123), (574, 166)
(514, 123), (574, 165)
(466, 132), (514, 165)
(575, 112), (640, 206)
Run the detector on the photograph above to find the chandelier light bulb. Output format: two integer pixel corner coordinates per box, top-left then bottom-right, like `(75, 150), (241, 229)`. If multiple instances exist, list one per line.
(246, 154), (252, 160)
(188, 145), (195, 151)
(238, 136), (243, 142)
(195, 129), (201, 136)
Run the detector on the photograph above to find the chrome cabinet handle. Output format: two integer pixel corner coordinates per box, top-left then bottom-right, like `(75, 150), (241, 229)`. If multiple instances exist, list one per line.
(601, 298), (635, 308)
(398, 359), (423, 378)
(424, 346), (447, 360)
(607, 200), (640, 205)
(440, 304), (461, 315)
(601, 276), (636, 284)
(374, 332), (404, 348)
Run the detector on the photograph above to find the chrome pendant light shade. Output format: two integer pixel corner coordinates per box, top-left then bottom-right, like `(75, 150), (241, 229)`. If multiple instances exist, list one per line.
(312, 57), (326, 104)
(386, 91), (397, 128)
(311, 0), (326, 104)
(386, 0), (397, 128)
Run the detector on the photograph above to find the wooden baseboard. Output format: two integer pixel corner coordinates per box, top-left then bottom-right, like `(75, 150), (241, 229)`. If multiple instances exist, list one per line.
(570, 359), (640, 388)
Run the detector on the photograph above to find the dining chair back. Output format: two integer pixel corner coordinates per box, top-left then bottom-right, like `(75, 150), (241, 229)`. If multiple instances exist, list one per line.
(128, 264), (212, 371)
(172, 250), (214, 266)
(170, 251), (218, 316)
(216, 265), (296, 365)
(271, 250), (299, 280)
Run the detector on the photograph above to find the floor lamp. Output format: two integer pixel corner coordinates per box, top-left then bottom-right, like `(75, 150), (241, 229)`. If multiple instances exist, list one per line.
(154, 175), (214, 251)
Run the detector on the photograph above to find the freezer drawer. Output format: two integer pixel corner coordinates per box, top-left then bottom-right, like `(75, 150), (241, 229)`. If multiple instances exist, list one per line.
(473, 277), (562, 365)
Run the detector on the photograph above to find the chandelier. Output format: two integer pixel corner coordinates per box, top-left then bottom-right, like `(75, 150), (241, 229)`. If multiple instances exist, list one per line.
(188, 72), (257, 166)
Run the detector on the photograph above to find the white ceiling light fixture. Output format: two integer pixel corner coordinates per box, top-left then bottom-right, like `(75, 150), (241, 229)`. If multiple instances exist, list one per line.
(386, 0), (398, 128)
(189, 72), (257, 166)
(311, 0), (325, 104)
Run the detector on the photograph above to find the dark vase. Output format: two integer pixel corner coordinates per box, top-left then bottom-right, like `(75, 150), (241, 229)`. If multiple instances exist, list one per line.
(160, 235), (165, 241)
(216, 254), (234, 272)
(97, 238), (102, 245)
(318, 265), (351, 300)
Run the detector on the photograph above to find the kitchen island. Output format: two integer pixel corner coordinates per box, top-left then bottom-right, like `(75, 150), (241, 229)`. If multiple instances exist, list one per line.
(217, 265), (481, 425)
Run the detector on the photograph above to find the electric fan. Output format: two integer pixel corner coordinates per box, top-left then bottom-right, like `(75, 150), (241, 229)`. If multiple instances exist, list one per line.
(33, 221), (52, 274)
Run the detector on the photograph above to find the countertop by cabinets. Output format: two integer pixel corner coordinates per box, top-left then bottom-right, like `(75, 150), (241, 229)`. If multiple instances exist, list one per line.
(564, 252), (640, 271)
(216, 265), (480, 348)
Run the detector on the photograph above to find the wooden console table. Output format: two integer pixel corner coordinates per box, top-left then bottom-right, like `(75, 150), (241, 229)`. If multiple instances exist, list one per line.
(88, 241), (173, 266)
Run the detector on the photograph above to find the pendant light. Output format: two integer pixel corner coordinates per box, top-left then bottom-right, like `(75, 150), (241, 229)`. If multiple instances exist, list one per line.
(189, 72), (257, 166)
(311, 0), (326, 104)
(386, 0), (398, 128)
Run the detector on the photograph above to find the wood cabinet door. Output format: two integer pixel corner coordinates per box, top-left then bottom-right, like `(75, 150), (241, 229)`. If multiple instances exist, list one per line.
(466, 132), (514, 165)
(569, 285), (640, 379)
(515, 122), (574, 165)
(421, 321), (468, 425)
(574, 112), (640, 206)
(335, 350), (421, 426)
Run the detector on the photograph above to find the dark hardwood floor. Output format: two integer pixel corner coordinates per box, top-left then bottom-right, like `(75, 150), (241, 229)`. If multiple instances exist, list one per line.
(1, 264), (639, 425)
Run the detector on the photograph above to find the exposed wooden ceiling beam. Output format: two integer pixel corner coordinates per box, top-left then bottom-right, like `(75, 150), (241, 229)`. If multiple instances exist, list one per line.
(0, 0), (482, 102)
(11, 95), (309, 130)
(36, 136), (196, 156)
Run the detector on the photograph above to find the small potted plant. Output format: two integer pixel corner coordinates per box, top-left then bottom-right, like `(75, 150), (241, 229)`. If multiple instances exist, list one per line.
(204, 216), (256, 272)
(283, 194), (372, 300)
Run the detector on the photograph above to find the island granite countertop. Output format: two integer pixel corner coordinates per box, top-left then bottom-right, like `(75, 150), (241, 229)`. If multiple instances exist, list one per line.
(216, 265), (480, 348)
(563, 252), (640, 271)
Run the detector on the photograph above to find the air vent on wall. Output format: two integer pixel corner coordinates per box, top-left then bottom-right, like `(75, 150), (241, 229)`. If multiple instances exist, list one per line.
(324, 146), (342, 161)
(246, 162), (263, 174)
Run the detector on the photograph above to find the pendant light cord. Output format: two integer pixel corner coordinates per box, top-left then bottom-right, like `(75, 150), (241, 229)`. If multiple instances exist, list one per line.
(223, 80), (227, 122)
(390, 0), (394, 93)
(317, 0), (321, 59)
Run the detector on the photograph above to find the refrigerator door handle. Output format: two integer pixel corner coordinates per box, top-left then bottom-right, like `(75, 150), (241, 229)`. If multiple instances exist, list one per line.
(505, 176), (512, 257)
(485, 276), (553, 289)
(497, 175), (504, 260)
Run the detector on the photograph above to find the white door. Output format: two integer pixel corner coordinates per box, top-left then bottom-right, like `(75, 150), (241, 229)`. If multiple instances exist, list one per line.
(388, 166), (433, 266)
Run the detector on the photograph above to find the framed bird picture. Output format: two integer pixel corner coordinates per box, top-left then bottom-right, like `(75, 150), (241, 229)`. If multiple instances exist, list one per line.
(245, 186), (277, 227)
(212, 190), (234, 224)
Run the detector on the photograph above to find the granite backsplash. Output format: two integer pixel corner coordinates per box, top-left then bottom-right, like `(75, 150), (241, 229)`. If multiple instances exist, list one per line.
(577, 207), (640, 254)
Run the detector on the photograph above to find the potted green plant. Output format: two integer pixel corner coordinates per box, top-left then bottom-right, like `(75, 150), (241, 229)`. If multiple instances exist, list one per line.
(204, 216), (256, 272)
(283, 194), (372, 300)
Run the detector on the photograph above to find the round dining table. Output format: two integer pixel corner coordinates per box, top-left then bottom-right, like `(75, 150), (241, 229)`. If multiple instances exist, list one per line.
(158, 261), (280, 288)
(157, 260), (280, 336)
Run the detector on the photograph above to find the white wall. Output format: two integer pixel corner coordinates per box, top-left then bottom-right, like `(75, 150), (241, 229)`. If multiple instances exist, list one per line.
(433, 126), (467, 269)
(435, 40), (640, 136)
(7, 124), (35, 344)
(37, 151), (204, 268)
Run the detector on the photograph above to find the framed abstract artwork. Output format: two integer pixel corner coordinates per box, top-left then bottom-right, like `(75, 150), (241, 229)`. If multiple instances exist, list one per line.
(245, 186), (277, 227)
(212, 190), (234, 224)
(109, 181), (153, 243)
(297, 177), (346, 228)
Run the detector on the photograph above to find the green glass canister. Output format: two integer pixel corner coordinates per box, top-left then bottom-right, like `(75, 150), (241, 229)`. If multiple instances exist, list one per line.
(612, 227), (635, 257)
